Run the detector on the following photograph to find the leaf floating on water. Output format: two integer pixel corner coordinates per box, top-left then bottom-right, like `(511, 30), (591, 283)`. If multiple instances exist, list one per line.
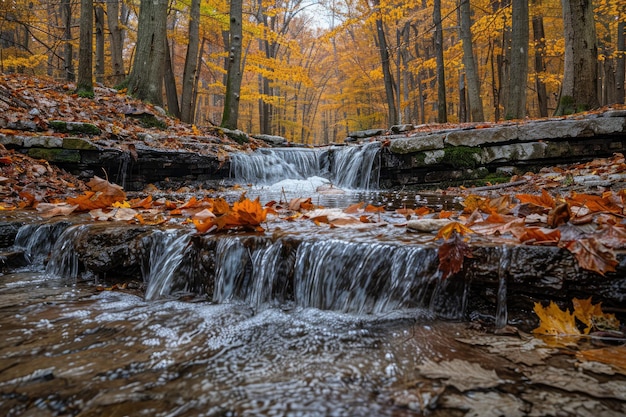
(532, 301), (581, 336)
(577, 345), (626, 375)
(572, 297), (620, 334)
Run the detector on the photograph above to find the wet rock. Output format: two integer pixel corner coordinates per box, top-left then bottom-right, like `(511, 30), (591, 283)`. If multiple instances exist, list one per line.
(390, 124), (414, 133)
(348, 128), (385, 139)
(221, 128), (249, 144)
(72, 223), (153, 279)
(252, 134), (287, 146)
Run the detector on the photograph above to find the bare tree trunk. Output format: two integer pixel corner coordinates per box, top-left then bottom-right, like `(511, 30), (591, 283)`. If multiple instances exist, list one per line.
(555, 0), (600, 115)
(180, 0), (200, 123)
(505, 0), (528, 119)
(434, 0), (447, 123)
(532, 14), (548, 117)
(372, 0), (397, 126)
(62, 0), (74, 81)
(94, 3), (105, 85)
(106, 0), (126, 85)
(617, 21), (625, 104)
(76, 0), (94, 95)
(127, 0), (168, 106)
(459, 0), (484, 121)
(221, 0), (244, 130)
(164, 39), (181, 118)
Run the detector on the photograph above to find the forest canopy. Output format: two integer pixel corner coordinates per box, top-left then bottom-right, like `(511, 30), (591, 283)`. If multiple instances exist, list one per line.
(0, 0), (624, 144)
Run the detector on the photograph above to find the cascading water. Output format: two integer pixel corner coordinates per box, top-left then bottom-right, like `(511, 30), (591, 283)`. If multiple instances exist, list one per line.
(143, 230), (192, 300)
(13, 220), (72, 266)
(230, 142), (381, 190)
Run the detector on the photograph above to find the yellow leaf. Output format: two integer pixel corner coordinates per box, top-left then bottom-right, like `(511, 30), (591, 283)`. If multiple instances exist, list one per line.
(532, 301), (581, 336)
(436, 221), (474, 240)
(112, 200), (131, 208)
(572, 297), (620, 334)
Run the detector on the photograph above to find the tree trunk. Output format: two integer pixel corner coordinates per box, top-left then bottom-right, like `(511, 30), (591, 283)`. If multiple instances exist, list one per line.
(459, 0), (484, 121)
(106, 0), (126, 86)
(181, 0), (200, 123)
(373, 1), (397, 126)
(532, 14), (548, 117)
(76, 0), (94, 95)
(127, 0), (168, 106)
(221, 0), (244, 130)
(164, 39), (181, 118)
(555, 0), (600, 115)
(433, 0), (447, 123)
(62, 0), (74, 81)
(505, 0), (528, 119)
(94, 4), (105, 85)
(616, 21), (625, 104)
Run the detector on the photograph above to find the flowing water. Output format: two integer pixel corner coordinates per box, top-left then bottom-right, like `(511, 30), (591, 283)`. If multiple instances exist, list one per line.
(2, 144), (625, 416)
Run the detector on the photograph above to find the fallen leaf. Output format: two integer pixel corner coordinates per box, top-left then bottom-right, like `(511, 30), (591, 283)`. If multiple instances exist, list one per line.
(36, 202), (79, 218)
(562, 238), (618, 276)
(533, 301), (581, 336)
(572, 297), (620, 334)
(436, 221), (474, 240)
(438, 231), (473, 279)
(516, 189), (555, 209)
(577, 345), (626, 375)
(417, 359), (503, 392)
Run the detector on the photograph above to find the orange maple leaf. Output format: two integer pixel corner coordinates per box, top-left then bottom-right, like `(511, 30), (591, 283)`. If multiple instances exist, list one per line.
(572, 297), (619, 334)
(516, 189), (555, 209)
(567, 192), (623, 215)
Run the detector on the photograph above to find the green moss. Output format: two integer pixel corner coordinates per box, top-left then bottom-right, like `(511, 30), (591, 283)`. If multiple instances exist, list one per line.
(49, 121), (101, 135)
(440, 146), (481, 169)
(138, 116), (167, 130)
(75, 88), (94, 99)
(28, 148), (81, 163)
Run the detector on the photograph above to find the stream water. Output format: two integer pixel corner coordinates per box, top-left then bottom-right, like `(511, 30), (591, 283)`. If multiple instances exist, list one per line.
(2, 144), (626, 416)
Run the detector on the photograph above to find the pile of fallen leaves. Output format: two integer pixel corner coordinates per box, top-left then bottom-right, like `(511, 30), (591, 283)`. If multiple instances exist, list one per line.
(0, 144), (87, 209)
(0, 73), (255, 155)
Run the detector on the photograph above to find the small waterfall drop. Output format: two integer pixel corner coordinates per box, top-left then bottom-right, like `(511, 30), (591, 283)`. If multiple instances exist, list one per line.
(230, 148), (323, 184)
(143, 230), (192, 300)
(495, 246), (511, 329)
(46, 224), (89, 280)
(331, 141), (381, 189)
(14, 221), (72, 267)
(230, 142), (381, 189)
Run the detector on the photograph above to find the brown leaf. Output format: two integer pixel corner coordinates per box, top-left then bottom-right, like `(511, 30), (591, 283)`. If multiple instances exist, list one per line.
(562, 238), (618, 276)
(516, 189), (555, 209)
(36, 202), (79, 218)
(547, 202), (571, 228)
(438, 231), (473, 280)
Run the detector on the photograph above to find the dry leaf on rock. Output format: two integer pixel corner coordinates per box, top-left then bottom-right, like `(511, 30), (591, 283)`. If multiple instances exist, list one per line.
(442, 391), (527, 417)
(36, 202), (78, 218)
(561, 237), (618, 276)
(523, 366), (626, 401)
(416, 359), (503, 392)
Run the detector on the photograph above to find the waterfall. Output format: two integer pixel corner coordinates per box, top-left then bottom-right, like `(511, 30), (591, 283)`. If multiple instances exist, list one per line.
(230, 142), (381, 189)
(46, 224), (90, 280)
(142, 234), (458, 316)
(331, 141), (381, 189)
(143, 230), (192, 301)
(495, 246), (512, 329)
(230, 148), (323, 184)
(14, 220), (72, 267)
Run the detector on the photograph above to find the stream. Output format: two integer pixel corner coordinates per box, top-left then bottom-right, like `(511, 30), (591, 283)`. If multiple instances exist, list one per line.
(1, 144), (626, 416)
